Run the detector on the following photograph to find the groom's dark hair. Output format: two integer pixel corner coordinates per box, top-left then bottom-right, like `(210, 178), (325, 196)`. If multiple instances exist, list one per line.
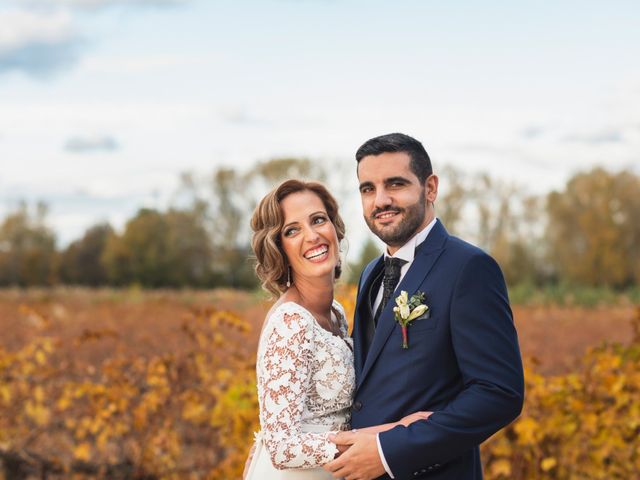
(355, 133), (432, 184)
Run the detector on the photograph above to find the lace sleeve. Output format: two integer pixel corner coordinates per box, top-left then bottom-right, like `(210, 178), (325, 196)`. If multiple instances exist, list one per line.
(258, 308), (339, 469)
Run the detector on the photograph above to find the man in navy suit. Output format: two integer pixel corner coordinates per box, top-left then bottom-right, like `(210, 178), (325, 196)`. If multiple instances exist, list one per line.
(324, 133), (524, 479)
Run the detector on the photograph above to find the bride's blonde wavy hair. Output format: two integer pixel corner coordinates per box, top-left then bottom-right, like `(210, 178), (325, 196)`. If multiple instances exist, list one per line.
(250, 179), (345, 297)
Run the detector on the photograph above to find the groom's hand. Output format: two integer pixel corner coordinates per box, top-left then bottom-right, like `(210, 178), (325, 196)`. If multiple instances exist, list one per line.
(325, 431), (385, 479)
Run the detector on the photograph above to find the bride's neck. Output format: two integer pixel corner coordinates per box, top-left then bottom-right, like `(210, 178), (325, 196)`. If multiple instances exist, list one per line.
(288, 275), (334, 316)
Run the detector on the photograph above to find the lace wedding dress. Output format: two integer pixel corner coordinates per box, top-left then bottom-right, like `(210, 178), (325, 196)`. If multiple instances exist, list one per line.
(245, 301), (355, 479)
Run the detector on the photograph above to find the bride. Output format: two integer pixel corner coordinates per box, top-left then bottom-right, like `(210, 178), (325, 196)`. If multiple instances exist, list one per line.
(245, 179), (429, 479)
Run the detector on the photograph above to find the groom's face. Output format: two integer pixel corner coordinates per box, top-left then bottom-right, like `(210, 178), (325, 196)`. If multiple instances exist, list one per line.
(358, 152), (432, 251)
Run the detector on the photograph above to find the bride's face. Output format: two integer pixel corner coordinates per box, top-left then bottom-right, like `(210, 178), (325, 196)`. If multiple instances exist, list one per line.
(279, 190), (340, 284)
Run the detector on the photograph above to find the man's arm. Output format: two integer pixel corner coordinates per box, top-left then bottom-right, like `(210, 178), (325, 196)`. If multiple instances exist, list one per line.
(378, 252), (524, 478)
(324, 413), (433, 479)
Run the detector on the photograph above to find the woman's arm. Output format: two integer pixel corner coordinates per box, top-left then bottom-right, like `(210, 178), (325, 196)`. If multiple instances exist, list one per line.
(258, 310), (340, 469)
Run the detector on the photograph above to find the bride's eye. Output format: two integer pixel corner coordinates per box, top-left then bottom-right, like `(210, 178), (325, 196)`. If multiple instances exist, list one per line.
(283, 226), (298, 237)
(313, 215), (327, 225)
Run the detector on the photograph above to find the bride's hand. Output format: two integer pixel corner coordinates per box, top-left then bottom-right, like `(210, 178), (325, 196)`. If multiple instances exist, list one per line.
(399, 411), (432, 427)
(329, 430), (352, 456)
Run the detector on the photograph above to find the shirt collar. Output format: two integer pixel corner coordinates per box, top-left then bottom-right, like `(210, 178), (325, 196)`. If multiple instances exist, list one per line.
(384, 217), (438, 263)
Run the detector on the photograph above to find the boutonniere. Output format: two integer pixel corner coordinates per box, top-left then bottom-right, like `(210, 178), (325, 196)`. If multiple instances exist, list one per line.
(393, 290), (429, 349)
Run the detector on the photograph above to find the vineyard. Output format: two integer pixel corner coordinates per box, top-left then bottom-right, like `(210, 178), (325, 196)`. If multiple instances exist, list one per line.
(1, 287), (638, 479)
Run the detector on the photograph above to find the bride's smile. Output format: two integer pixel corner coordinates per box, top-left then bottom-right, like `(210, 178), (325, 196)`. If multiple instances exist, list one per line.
(279, 190), (340, 282)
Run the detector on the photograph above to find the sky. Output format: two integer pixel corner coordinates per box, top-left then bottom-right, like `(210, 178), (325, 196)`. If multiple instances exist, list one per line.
(1, 0), (639, 255)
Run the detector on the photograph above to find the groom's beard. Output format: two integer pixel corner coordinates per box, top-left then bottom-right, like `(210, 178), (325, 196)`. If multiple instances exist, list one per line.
(365, 194), (426, 248)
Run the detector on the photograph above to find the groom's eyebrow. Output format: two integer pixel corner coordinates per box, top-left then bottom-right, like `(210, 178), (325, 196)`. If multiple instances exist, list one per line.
(384, 176), (411, 185)
(358, 181), (373, 191)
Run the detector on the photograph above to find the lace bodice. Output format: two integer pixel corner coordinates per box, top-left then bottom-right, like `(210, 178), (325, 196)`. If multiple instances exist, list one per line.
(256, 301), (355, 469)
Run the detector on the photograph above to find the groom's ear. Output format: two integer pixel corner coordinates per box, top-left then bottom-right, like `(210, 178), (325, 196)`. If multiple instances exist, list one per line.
(425, 174), (439, 204)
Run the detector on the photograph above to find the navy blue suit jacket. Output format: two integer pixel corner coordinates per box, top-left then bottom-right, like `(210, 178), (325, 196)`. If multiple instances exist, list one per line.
(351, 220), (524, 479)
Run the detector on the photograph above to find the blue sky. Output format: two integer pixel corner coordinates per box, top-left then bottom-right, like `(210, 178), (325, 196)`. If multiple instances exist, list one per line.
(1, 0), (639, 252)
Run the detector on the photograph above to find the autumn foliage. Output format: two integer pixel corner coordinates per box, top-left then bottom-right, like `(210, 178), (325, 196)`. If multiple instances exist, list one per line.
(1, 290), (638, 479)
(482, 308), (640, 479)
(0, 304), (259, 479)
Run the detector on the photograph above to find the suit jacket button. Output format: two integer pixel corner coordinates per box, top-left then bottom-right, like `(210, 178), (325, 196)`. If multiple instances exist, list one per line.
(353, 401), (362, 411)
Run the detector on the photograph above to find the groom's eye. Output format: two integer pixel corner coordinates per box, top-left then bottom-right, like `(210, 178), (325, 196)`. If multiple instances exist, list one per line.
(388, 180), (407, 188)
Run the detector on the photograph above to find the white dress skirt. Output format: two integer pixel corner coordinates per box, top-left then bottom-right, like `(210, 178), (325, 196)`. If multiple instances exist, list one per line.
(245, 301), (355, 480)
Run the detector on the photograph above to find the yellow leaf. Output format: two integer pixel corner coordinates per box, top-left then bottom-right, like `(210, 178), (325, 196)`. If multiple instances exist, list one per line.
(183, 400), (207, 423)
(74, 442), (91, 461)
(25, 401), (50, 426)
(541, 457), (557, 471)
(35, 350), (46, 366)
(57, 395), (71, 411)
(514, 417), (539, 446)
(0, 385), (11, 404)
(490, 459), (511, 477)
(34, 386), (45, 403)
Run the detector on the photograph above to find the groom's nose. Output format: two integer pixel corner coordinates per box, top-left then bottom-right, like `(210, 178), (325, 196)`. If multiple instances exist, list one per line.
(374, 188), (392, 209)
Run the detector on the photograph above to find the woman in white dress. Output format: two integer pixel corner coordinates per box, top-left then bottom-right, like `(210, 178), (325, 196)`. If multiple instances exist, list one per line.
(244, 180), (429, 479)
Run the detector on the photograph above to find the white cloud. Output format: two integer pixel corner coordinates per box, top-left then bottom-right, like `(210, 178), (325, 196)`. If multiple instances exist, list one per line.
(0, 0), (191, 76)
(64, 134), (120, 152)
(0, 9), (75, 51)
(79, 53), (215, 74)
(0, 9), (80, 76)
(14, 0), (189, 11)
(562, 129), (625, 145)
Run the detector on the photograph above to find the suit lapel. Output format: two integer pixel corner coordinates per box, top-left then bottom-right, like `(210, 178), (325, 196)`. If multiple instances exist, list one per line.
(353, 256), (384, 379)
(357, 220), (449, 390)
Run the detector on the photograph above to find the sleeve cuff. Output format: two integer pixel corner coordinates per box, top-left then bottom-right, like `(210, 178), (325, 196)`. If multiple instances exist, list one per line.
(376, 433), (395, 478)
(323, 431), (340, 462)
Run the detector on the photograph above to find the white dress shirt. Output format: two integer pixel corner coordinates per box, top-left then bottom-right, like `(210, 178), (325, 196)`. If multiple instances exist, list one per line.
(372, 217), (437, 479)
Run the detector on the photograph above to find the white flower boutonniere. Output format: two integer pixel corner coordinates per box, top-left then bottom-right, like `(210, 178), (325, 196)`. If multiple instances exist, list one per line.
(393, 290), (428, 349)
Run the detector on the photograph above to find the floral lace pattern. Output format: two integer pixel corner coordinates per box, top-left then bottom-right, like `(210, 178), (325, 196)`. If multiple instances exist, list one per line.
(256, 301), (355, 469)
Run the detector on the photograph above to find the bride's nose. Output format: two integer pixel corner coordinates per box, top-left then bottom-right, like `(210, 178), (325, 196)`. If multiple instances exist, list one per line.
(302, 225), (320, 244)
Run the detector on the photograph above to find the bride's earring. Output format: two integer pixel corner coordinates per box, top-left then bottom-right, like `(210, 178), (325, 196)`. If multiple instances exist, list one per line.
(286, 266), (291, 288)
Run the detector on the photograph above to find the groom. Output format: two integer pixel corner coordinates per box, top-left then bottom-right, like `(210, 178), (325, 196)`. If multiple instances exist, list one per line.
(325, 133), (524, 479)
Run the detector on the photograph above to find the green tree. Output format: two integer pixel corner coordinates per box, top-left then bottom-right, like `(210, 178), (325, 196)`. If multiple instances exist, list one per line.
(0, 202), (57, 286)
(546, 167), (640, 288)
(59, 223), (113, 286)
(102, 208), (214, 287)
(436, 167), (545, 286)
(437, 165), (470, 236)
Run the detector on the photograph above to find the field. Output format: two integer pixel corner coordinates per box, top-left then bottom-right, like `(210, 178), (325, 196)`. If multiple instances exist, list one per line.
(1, 287), (634, 374)
(1, 287), (638, 479)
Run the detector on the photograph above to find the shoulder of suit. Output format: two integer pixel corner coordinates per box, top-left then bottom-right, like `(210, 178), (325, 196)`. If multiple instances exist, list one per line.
(444, 234), (488, 257)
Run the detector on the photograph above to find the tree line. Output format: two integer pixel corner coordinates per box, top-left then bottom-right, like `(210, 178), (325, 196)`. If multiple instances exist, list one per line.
(1, 160), (638, 290)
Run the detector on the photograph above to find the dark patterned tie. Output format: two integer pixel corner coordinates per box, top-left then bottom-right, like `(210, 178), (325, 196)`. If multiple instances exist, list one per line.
(374, 257), (408, 325)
